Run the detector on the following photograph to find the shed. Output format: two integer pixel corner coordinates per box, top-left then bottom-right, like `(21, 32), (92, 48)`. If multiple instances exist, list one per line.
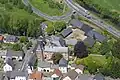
(70, 19), (84, 29)
(61, 28), (73, 38)
(81, 24), (93, 34)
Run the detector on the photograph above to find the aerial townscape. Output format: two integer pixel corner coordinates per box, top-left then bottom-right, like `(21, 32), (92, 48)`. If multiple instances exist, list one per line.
(0, 0), (120, 80)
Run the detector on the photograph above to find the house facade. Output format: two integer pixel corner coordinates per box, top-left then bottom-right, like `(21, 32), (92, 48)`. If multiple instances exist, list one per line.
(3, 58), (14, 72)
(27, 54), (37, 74)
(36, 46), (69, 61)
(37, 61), (52, 73)
(59, 58), (68, 73)
(0, 50), (24, 61)
(3, 64), (13, 72)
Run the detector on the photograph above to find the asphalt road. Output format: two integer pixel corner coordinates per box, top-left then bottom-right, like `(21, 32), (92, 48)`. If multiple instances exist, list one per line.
(22, 0), (73, 21)
(65, 0), (120, 38)
(20, 39), (37, 71)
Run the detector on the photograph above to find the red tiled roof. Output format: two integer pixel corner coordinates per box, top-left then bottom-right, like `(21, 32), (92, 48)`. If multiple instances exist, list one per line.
(29, 71), (43, 80)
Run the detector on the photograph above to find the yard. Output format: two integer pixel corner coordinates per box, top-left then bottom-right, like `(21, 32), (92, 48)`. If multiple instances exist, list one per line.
(75, 54), (111, 73)
(92, 0), (120, 13)
(29, 0), (70, 16)
(66, 29), (87, 41)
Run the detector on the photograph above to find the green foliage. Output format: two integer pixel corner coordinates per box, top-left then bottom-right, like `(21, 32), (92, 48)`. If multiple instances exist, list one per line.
(74, 41), (88, 58)
(45, 22), (55, 36)
(0, 0), (44, 37)
(88, 42), (101, 54)
(51, 53), (63, 64)
(86, 38), (120, 78)
(54, 21), (66, 32)
(12, 43), (22, 51)
(75, 54), (108, 74)
(46, 21), (66, 36)
(20, 36), (29, 44)
(89, 38), (116, 56)
(75, 0), (120, 28)
(112, 39), (120, 59)
(101, 58), (120, 78)
(30, 0), (68, 16)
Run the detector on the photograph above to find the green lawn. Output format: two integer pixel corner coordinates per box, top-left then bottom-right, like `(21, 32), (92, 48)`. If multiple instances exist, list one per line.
(76, 54), (107, 65)
(0, 3), (41, 21)
(92, 0), (120, 13)
(29, 0), (69, 16)
(75, 54), (111, 72)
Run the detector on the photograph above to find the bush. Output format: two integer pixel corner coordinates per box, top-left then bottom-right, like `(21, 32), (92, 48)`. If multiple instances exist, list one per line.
(20, 36), (29, 44)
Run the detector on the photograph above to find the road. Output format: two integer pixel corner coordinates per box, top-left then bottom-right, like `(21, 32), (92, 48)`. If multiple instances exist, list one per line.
(22, 0), (73, 21)
(20, 39), (37, 71)
(65, 0), (120, 38)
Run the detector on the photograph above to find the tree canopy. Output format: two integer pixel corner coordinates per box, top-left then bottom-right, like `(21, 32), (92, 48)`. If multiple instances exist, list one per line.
(74, 41), (88, 58)
(12, 43), (22, 51)
(51, 53), (63, 64)
(112, 39), (120, 59)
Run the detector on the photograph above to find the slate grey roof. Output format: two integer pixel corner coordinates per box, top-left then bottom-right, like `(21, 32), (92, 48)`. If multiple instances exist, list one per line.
(14, 61), (22, 70)
(6, 50), (24, 58)
(59, 58), (67, 67)
(65, 39), (77, 46)
(49, 35), (66, 47)
(83, 37), (95, 47)
(77, 74), (93, 80)
(70, 19), (84, 29)
(5, 35), (18, 42)
(51, 64), (59, 69)
(86, 30), (106, 42)
(6, 58), (14, 69)
(81, 24), (93, 34)
(61, 28), (73, 38)
(41, 22), (48, 30)
(94, 74), (105, 80)
(38, 60), (51, 68)
(28, 53), (37, 66)
(6, 71), (28, 79)
(65, 70), (78, 80)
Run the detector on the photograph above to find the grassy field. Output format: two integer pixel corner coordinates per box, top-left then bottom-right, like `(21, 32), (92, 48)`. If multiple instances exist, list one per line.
(29, 0), (69, 16)
(75, 54), (112, 73)
(92, 0), (120, 13)
(0, 3), (42, 23)
(76, 54), (108, 66)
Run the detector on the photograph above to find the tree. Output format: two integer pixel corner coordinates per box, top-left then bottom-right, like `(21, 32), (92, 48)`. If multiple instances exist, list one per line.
(101, 58), (120, 78)
(46, 22), (55, 36)
(20, 36), (29, 44)
(54, 21), (66, 32)
(27, 4), (33, 14)
(12, 43), (22, 51)
(51, 53), (63, 64)
(74, 41), (88, 58)
(112, 39), (120, 59)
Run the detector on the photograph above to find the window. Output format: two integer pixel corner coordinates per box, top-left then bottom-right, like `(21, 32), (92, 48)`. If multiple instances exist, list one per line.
(47, 70), (49, 72)
(44, 69), (46, 72)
